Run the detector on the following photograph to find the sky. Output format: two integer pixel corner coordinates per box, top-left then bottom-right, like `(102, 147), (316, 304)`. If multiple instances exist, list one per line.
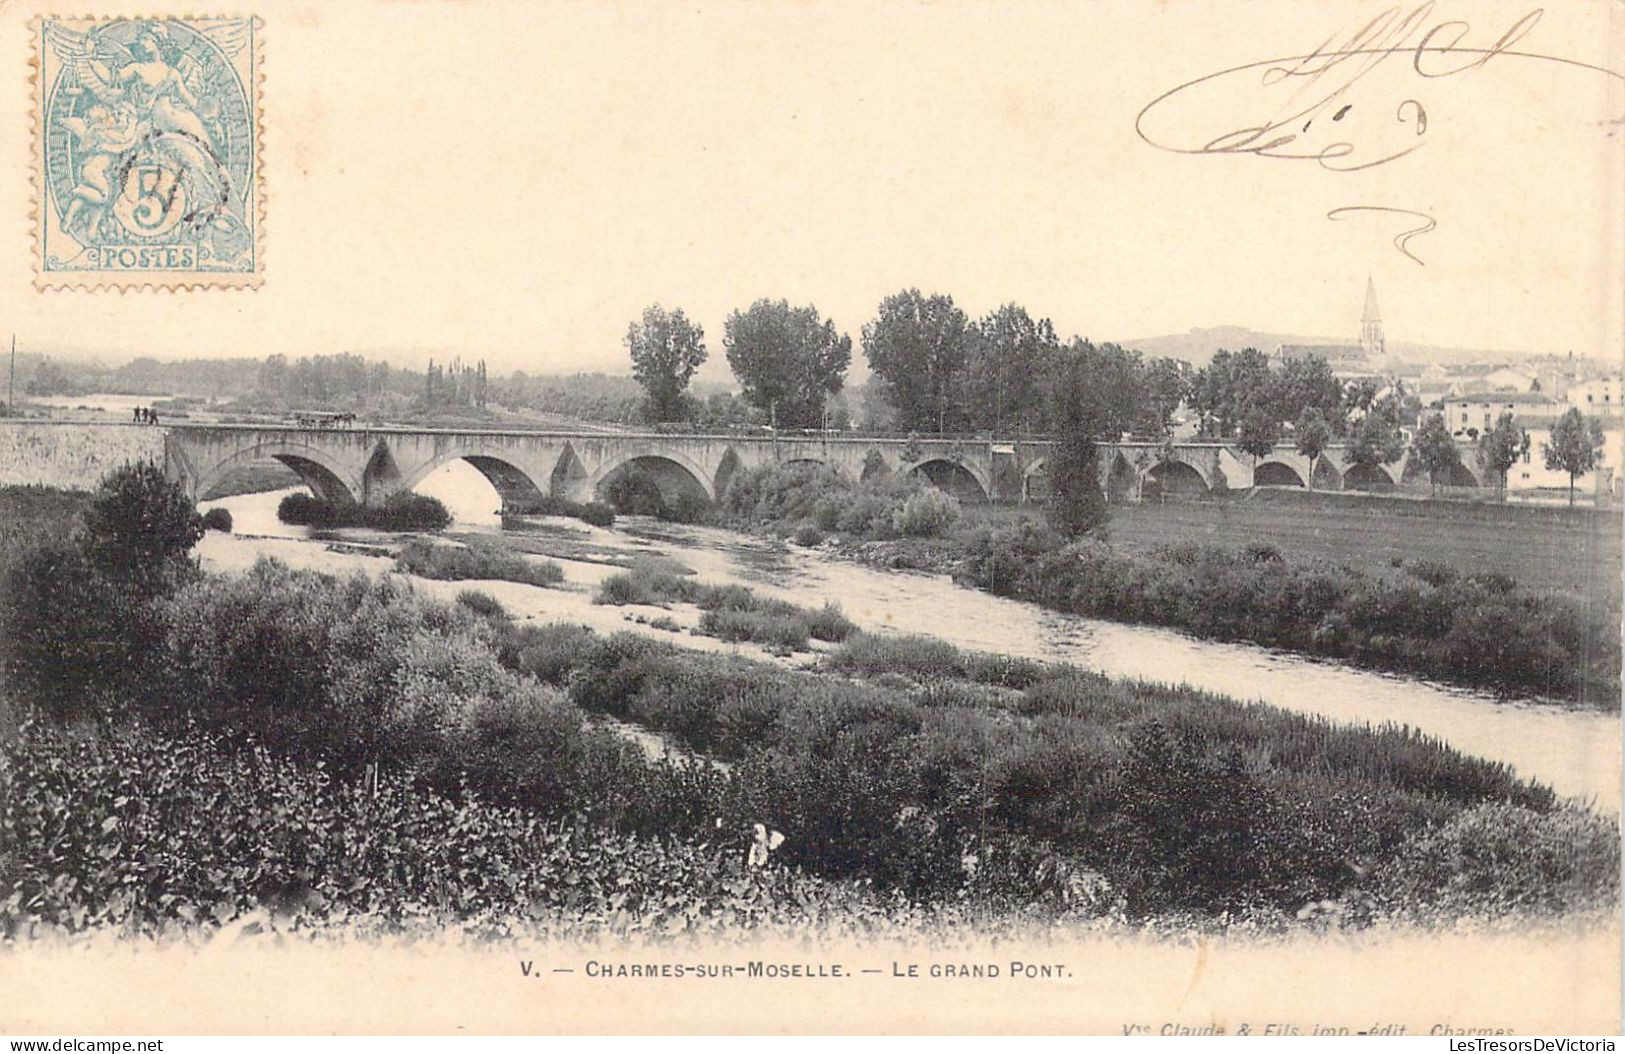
(2, 0), (1621, 383)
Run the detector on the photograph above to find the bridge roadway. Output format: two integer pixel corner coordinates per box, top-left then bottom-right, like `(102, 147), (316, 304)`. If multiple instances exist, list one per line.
(161, 422), (1437, 507)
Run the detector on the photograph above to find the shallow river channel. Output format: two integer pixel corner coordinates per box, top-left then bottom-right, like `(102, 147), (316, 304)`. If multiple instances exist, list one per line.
(197, 463), (1622, 813)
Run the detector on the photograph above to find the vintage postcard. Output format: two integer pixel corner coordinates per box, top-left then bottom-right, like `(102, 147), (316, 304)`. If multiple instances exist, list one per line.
(32, 15), (261, 289)
(0, 0), (1621, 1039)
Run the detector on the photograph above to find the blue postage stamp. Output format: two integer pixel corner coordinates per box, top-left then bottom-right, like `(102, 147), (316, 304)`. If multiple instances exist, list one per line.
(34, 16), (262, 288)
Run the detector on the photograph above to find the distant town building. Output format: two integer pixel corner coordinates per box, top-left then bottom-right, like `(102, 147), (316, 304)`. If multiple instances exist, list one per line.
(1508, 424), (1622, 500)
(1446, 390), (1563, 436)
(1446, 388), (1621, 501)
(1360, 276), (1385, 360)
(1568, 376), (1621, 413)
(1275, 277), (1389, 379)
(1481, 367), (1536, 392)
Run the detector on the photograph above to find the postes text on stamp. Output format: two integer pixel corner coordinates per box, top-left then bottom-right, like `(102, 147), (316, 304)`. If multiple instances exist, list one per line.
(34, 17), (261, 289)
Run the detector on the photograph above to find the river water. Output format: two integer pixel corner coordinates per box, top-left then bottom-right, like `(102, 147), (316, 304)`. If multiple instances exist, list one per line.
(195, 461), (1622, 812)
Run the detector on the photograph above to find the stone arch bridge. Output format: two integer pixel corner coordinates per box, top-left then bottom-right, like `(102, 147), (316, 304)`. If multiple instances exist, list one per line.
(163, 423), (1440, 507)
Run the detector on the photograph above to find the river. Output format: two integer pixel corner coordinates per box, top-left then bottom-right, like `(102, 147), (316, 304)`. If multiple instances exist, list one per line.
(195, 461), (1622, 813)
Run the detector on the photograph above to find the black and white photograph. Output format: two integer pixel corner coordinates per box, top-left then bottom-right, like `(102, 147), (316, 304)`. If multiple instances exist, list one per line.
(0, 0), (1620, 1038)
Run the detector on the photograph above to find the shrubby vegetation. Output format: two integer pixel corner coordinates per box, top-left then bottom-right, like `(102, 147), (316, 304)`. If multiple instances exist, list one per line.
(201, 507), (233, 532)
(277, 492), (452, 531)
(594, 566), (855, 651)
(502, 495), (616, 529)
(892, 488), (960, 537)
(493, 622), (1611, 918)
(1, 476), (1616, 939)
(720, 462), (957, 541)
(455, 589), (508, 619)
(394, 537), (564, 588)
(956, 523), (1620, 705)
(1, 719), (926, 941)
(716, 463), (1619, 706)
(601, 470), (710, 524)
(0, 467), (202, 722)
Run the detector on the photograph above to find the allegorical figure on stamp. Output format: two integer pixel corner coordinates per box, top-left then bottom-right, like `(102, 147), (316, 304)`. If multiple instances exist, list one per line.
(38, 17), (259, 282)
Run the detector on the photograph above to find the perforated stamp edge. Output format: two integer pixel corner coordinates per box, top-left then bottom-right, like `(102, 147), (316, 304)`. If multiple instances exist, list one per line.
(30, 14), (265, 292)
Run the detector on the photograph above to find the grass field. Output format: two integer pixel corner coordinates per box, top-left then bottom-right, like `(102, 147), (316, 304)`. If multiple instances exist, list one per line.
(967, 490), (1622, 605)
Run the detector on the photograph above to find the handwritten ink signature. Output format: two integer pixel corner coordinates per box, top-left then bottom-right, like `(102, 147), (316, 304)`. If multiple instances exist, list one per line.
(1136, 3), (1621, 173)
(1326, 206), (1437, 265)
(1134, 4), (1622, 262)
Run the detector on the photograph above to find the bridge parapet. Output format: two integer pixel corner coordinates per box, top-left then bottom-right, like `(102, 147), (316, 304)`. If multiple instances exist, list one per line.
(159, 422), (1391, 506)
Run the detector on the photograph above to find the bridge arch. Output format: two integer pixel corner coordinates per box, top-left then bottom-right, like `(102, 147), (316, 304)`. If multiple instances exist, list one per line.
(1342, 462), (1398, 491)
(397, 447), (551, 508)
(1254, 461), (1307, 488)
(908, 457), (989, 503)
(1401, 456), (1480, 489)
(1441, 461), (1481, 488)
(1143, 459), (1209, 500)
(591, 451), (715, 508)
(194, 441), (365, 505)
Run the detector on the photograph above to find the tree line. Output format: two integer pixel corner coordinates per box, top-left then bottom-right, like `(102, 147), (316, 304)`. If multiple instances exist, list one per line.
(624, 290), (1441, 449)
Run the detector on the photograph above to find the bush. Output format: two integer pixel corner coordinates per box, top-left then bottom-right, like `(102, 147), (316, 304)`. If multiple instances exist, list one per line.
(201, 507), (233, 533)
(0, 538), (156, 716)
(805, 602), (857, 643)
(892, 488), (960, 537)
(456, 589), (507, 619)
(504, 495), (615, 529)
(1242, 542), (1281, 563)
(395, 538), (564, 588)
(718, 462), (939, 542)
(83, 462), (204, 584)
(603, 472), (666, 516)
(830, 633), (961, 682)
(0, 467), (204, 717)
(501, 622), (596, 685)
(155, 559), (575, 774)
(596, 571), (661, 606)
(577, 502), (617, 528)
(1371, 803), (1621, 920)
(1404, 559), (1458, 587)
(793, 524), (825, 547)
(275, 492), (323, 525)
(1103, 722), (1298, 912)
(828, 633), (1043, 689)
(277, 492), (451, 531)
(665, 492), (712, 525)
(699, 609), (810, 651)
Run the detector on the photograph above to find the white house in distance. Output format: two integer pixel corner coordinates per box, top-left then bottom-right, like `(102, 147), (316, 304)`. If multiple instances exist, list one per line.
(1446, 391), (1563, 437)
(1568, 376), (1621, 413)
(1445, 384), (1622, 501)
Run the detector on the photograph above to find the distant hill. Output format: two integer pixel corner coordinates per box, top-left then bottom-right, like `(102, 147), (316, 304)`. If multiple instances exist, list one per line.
(1122, 327), (1325, 367)
(1122, 325), (1543, 370)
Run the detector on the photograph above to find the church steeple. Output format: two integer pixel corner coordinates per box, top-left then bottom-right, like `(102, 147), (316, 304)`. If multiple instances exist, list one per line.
(1360, 276), (1385, 359)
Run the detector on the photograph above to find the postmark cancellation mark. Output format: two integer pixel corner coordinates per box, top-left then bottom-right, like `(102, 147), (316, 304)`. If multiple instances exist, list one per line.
(33, 16), (262, 289)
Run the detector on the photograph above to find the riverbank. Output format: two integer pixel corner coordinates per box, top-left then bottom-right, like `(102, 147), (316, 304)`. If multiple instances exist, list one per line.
(194, 485), (1624, 810)
(6, 560), (1612, 938)
(2, 479), (1618, 942)
(958, 488), (1622, 605)
(714, 464), (1622, 708)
